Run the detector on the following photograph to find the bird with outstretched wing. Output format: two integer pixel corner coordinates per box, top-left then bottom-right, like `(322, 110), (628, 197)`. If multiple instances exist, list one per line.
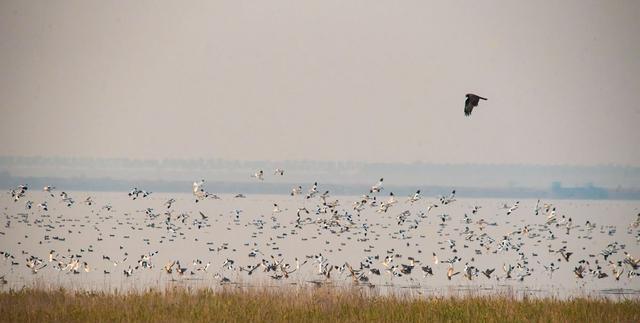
(464, 93), (487, 116)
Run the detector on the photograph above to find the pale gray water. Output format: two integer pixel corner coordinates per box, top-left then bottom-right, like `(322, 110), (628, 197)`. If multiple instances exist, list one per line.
(1, 191), (639, 299)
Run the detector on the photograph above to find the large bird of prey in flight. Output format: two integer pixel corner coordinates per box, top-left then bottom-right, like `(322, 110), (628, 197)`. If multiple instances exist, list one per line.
(464, 94), (487, 116)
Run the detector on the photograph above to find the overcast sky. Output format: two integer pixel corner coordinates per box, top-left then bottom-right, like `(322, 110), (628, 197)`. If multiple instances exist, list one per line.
(1, 1), (639, 166)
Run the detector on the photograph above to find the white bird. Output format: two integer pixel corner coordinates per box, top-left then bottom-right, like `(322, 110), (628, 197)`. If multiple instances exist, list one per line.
(506, 201), (519, 215)
(43, 186), (56, 197)
(193, 179), (205, 194)
(376, 192), (397, 213)
(193, 179), (214, 202)
(62, 196), (75, 207)
(11, 184), (28, 202)
(251, 170), (264, 181)
(406, 190), (421, 203)
(291, 186), (302, 196)
(128, 187), (141, 199)
(624, 252), (640, 270)
(534, 199), (541, 215)
(306, 182), (319, 199)
(231, 209), (243, 221)
(503, 263), (514, 279)
(163, 261), (176, 274)
(296, 207), (309, 218)
(370, 178), (384, 193)
(447, 265), (460, 280)
(272, 203), (285, 215)
(440, 190), (456, 205)
(37, 202), (48, 211)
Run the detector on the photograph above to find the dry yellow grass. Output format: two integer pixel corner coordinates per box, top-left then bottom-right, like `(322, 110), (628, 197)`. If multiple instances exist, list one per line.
(1, 286), (638, 322)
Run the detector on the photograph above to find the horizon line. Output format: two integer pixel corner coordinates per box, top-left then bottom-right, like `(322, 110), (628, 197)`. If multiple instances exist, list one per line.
(1, 154), (639, 169)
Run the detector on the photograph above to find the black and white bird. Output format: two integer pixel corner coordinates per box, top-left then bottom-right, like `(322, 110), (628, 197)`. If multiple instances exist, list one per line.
(506, 201), (520, 215)
(193, 179), (213, 202)
(43, 186), (56, 197)
(464, 93), (487, 116)
(37, 202), (48, 212)
(291, 186), (302, 196)
(272, 203), (284, 215)
(407, 190), (421, 204)
(370, 178), (384, 193)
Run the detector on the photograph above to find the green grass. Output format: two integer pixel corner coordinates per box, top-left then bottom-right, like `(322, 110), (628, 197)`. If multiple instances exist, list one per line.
(1, 286), (638, 322)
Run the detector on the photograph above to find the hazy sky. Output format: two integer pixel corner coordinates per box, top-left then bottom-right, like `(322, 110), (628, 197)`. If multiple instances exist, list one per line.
(1, 1), (639, 166)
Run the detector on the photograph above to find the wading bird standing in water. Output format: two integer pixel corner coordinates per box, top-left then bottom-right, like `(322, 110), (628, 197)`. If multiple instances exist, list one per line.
(464, 93), (487, 116)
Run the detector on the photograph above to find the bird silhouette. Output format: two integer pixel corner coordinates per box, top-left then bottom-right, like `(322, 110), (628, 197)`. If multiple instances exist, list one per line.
(464, 93), (487, 116)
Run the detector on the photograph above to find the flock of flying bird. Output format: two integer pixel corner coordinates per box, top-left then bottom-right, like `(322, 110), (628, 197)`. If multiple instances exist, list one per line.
(1, 170), (640, 296)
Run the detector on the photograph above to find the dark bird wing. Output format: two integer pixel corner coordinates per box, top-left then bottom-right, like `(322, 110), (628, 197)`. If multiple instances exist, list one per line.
(464, 94), (487, 116)
(464, 96), (477, 116)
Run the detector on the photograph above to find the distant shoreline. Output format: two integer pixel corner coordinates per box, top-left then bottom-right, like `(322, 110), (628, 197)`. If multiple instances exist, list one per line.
(2, 155), (639, 200)
(2, 174), (639, 200)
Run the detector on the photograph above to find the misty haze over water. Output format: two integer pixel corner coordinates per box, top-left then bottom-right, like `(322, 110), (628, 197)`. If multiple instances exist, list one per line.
(1, 156), (638, 199)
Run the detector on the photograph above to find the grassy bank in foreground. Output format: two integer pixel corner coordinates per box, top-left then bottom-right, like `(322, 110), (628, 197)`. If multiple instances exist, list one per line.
(1, 287), (639, 322)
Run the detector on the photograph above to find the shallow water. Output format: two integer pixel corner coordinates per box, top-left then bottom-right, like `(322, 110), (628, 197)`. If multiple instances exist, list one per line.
(1, 191), (639, 299)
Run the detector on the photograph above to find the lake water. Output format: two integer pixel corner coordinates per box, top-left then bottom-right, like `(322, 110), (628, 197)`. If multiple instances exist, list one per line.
(1, 191), (639, 299)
